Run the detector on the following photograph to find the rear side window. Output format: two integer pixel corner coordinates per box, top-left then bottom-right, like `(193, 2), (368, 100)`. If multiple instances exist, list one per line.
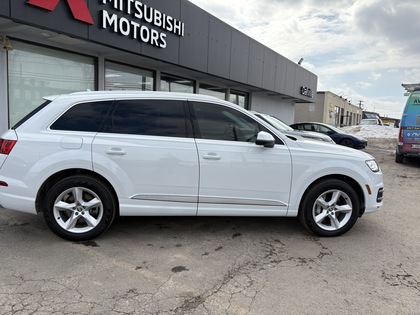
(103, 100), (188, 137)
(51, 101), (113, 132)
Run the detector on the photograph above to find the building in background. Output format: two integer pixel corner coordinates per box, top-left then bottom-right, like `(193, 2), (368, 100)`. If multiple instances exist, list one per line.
(294, 91), (362, 127)
(0, 0), (317, 133)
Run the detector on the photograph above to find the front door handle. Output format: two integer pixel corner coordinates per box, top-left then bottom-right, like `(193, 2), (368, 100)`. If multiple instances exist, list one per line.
(106, 148), (127, 155)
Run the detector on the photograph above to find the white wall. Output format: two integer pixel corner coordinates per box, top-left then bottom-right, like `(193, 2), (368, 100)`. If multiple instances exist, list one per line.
(0, 48), (8, 134)
(249, 92), (295, 124)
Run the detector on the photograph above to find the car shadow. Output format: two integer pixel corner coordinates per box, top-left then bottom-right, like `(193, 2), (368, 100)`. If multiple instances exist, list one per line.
(105, 216), (304, 241)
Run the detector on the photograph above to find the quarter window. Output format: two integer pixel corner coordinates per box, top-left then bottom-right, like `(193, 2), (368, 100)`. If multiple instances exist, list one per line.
(104, 100), (188, 137)
(50, 101), (112, 132)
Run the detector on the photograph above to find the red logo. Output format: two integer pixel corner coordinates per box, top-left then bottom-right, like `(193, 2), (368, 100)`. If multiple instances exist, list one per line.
(27, 0), (94, 25)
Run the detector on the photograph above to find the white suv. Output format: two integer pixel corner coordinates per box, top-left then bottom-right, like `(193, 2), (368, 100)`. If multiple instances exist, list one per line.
(0, 91), (384, 241)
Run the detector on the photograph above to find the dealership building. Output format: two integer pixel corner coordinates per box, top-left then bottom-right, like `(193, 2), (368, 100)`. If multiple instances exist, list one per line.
(0, 0), (317, 133)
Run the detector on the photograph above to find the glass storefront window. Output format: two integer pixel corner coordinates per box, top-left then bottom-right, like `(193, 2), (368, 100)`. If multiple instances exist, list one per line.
(199, 83), (225, 100)
(160, 74), (194, 93)
(105, 61), (154, 91)
(8, 41), (95, 126)
(229, 90), (248, 108)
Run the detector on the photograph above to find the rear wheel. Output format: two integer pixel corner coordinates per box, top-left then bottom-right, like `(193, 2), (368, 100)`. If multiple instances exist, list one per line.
(299, 179), (360, 237)
(395, 151), (404, 163)
(43, 175), (116, 241)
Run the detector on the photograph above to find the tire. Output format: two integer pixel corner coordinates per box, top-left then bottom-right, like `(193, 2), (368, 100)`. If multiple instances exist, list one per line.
(340, 138), (355, 148)
(395, 151), (404, 163)
(299, 179), (360, 237)
(43, 175), (117, 241)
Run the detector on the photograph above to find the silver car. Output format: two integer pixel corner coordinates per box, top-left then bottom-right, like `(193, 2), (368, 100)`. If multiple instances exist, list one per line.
(252, 112), (335, 144)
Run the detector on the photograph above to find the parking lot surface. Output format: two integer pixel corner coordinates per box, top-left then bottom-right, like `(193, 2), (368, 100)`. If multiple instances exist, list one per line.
(1, 139), (419, 315)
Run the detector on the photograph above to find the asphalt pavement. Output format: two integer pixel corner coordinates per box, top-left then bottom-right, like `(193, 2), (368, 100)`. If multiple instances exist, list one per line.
(0, 141), (419, 315)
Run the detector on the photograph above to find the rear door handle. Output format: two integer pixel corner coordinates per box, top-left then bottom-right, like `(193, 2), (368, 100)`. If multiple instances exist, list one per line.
(202, 153), (221, 160)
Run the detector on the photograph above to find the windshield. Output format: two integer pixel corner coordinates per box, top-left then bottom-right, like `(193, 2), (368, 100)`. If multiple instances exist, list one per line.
(360, 119), (377, 125)
(323, 124), (344, 134)
(256, 113), (294, 131)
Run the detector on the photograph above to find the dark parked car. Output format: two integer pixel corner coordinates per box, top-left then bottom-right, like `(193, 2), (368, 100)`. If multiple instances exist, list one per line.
(252, 112), (335, 144)
(290, 122), (367, 149)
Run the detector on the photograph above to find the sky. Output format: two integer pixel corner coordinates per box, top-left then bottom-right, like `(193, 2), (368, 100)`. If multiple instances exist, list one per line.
(188, 0), (420, 119)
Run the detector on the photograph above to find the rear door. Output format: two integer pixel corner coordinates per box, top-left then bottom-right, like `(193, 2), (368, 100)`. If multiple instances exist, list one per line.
(191, 101), (292, 216)
(92, 99), (199, 216)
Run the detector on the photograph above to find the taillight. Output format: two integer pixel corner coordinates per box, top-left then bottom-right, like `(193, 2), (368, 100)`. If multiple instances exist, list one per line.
(0, 139), (17, 155)
(398, 127), (403, 144)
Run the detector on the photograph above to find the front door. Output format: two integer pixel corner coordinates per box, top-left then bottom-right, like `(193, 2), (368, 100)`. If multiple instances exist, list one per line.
(191, 102), (292, 216)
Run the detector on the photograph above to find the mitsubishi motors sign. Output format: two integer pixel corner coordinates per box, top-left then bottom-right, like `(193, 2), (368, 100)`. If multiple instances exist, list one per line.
(27, 0), (185, 49)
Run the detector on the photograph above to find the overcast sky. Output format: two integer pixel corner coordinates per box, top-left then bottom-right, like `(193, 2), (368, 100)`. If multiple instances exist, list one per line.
(188, 0), (420, 118)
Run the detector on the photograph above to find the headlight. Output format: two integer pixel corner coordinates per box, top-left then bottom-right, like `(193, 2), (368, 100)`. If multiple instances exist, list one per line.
(366, 159), (380, 172)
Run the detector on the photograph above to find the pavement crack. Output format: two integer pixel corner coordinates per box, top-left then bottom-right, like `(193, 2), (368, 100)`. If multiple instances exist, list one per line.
(382, 263), (420, 293)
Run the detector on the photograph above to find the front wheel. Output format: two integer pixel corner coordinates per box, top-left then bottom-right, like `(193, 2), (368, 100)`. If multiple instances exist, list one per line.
(43, 175), (117, 241)
(299, 179), (360, 237)
(340, 138), (355, 148)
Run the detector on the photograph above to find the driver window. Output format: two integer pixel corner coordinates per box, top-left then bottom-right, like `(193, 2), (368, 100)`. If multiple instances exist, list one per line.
(191, 102), (260, 142)
(318, 125), (329, 133)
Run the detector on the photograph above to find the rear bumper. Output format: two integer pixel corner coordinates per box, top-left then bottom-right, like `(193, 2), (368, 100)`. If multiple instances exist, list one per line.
(0, 190), (37, 214)
(397, 144), (420, 157)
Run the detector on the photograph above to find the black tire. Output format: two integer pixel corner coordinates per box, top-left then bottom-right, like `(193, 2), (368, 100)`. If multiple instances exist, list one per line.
(43, 175), (117, 241)
(340, 138), (355, 148)
(395, 151), (404, 163)
(299, 179), (360, 237)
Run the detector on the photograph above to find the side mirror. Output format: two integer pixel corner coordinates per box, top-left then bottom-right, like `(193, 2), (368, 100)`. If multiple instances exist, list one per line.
(255, 131), (275, 148)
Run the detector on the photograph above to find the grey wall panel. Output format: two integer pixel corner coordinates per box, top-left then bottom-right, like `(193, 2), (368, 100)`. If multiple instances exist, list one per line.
(179, 2), (209, 72)
(275, 56), (287, 94)
(248, 41), (264, 88)
(3, 0), (318, 98)
(229, 30), (249, 84)
(140, 0), (181, 64)
(11, 0), (89, 38)
(207, 18), (231, 78)
(141, 33), (180, 65)
(284, 60), (296, 97)
(0, 1), (10, 16)
(262, 48), (276, 91)
(89, 2), (141, 54)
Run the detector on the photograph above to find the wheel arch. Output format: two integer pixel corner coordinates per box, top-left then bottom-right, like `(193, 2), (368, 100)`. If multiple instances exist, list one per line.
(298, 174), (366, 217)
(35, 169), (119, 216)
(339, 137), (355, 146)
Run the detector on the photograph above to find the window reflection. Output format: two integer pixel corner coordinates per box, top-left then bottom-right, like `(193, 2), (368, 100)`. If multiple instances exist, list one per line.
(8, 41), (94, 126)
(160, 74), (194, 93)
(229, 90), (248, 108)
(105, 62), (154, 91)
